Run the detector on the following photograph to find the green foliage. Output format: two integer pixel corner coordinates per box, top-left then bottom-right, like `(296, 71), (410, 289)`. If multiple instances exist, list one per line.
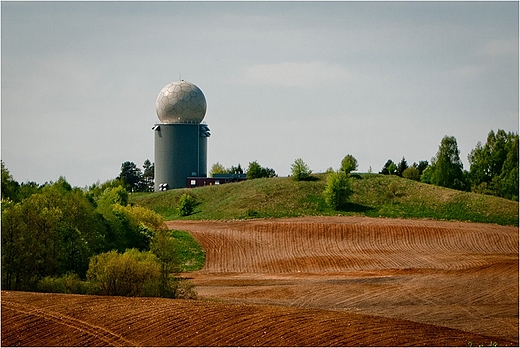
(151, 229), (181, 297)
(37, 272), (91, 294)
(111, 204), (158, 251)
(402, 166), (420, 181)
(420, 165), (433, 184)
(86, 248), (197, 299)
(2, 202), (31, 290)
(323, 171), (353, 210)
(97, 186), (129, 210)
(396, 157), (408, 177)
(95, 186), (159, 252)
(468, 129), (518, 200)
(430, 135), (467, 190)
(178, 193), (197, 216)
(87, 249), (160, 297)
(117, 160), (155, 192)
(1, 161), (19, 201)
(340, 154), (358, 174)
(118, 161), (143, 192)
(380, 159), (397, 175)
(291, 158), (313, 181)
(142, 159), (155, 192)
(229, 164), (244, 174)
(416, 160), (429, 176)
(209, 162), (244, 177)
(0, 164), (172, 292)
(1, 161), (46, 202)
(210, 162), (228, 177)
(0, 163), (202, 299)
(87, 178), (126, 202)
(388, 162), (397, 175)
(246, 161), (277, 179)
(385, 182), (400, 200)
(3, 184), (106, 286)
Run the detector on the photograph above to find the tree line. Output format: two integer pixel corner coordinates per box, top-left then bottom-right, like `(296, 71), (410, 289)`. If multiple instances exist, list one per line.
(118, 159), (278, 193)
(376, 130), (518, 201)
(1, 166), (192, 297)
(207, 129), (517, 205)
(210, 161), (277, 179)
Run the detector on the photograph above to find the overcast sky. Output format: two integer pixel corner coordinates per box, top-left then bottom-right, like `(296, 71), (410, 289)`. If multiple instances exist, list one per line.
(2, 1), (518, 187)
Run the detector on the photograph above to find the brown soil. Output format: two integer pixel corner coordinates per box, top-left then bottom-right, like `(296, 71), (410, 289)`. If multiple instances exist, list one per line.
(2, 216), (518, 346)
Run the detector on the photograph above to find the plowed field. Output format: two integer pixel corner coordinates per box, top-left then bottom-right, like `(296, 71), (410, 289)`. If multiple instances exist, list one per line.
(2, 216), (518, 346)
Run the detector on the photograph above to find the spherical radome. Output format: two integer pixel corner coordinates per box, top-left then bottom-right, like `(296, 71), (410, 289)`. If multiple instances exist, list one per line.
(155, 80), (207, 123)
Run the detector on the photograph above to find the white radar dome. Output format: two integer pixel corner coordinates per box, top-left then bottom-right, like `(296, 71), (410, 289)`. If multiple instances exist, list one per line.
(156, 80), (207, 123)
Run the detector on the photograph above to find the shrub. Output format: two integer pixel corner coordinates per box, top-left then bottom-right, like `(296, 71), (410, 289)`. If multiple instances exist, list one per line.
(37, 272), (91, 294)
(291, 158), (312, 181)
(323, 171), (353, 210)
(37, 276), (67, 293)
(178, 193), (197, 216)
(150, 229), (182, 297)
(87, 249), (160, 297)
(402, 166), (420, 181)
(386, 182), (400, 200)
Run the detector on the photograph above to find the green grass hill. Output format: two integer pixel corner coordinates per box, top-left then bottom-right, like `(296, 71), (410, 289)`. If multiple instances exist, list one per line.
(131, 174), (519, 226)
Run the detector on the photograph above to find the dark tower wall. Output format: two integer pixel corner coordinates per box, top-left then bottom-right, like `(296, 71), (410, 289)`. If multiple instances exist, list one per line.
(154, 123), (208, 191)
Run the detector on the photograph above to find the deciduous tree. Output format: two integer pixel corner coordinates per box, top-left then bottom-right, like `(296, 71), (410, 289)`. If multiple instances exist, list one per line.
(340, 154), (358, 175)
(291, 158), (312, 181)
(430, 135), (466, 190)
(468, 129), (518, 200)
(150, 230), (181, 298)
(402, 166), (420, 181)
(246, 161), (276, 179)
(209, 162), (227, 177)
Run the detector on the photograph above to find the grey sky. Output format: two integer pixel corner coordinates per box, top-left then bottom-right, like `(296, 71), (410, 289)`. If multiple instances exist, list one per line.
(2, 1), (518, 187)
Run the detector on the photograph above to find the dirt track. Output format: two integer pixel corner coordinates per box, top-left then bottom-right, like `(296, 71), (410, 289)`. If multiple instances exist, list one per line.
(2, 216), (518, 346)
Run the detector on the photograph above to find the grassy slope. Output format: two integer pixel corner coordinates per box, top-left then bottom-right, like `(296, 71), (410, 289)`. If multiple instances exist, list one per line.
(131, 174), (519, 226)
(171, 230), (205, 272)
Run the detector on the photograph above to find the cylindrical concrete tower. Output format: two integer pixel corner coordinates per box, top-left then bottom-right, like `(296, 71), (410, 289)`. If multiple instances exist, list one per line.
(153, 80), (210, 191)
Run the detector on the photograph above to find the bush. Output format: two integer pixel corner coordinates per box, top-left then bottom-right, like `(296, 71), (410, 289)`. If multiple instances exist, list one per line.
(178, 193), (197, 216)
(386, 182), (400, 200)
(323, 171), (353, 210)
(291, 158), (312, 181)
(87, 249), (160, 297)
(37, 272), (91, 294)
(151, 229), (182, 297)
(402, 166), (420, 181)
(86, 248), (196, 299)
